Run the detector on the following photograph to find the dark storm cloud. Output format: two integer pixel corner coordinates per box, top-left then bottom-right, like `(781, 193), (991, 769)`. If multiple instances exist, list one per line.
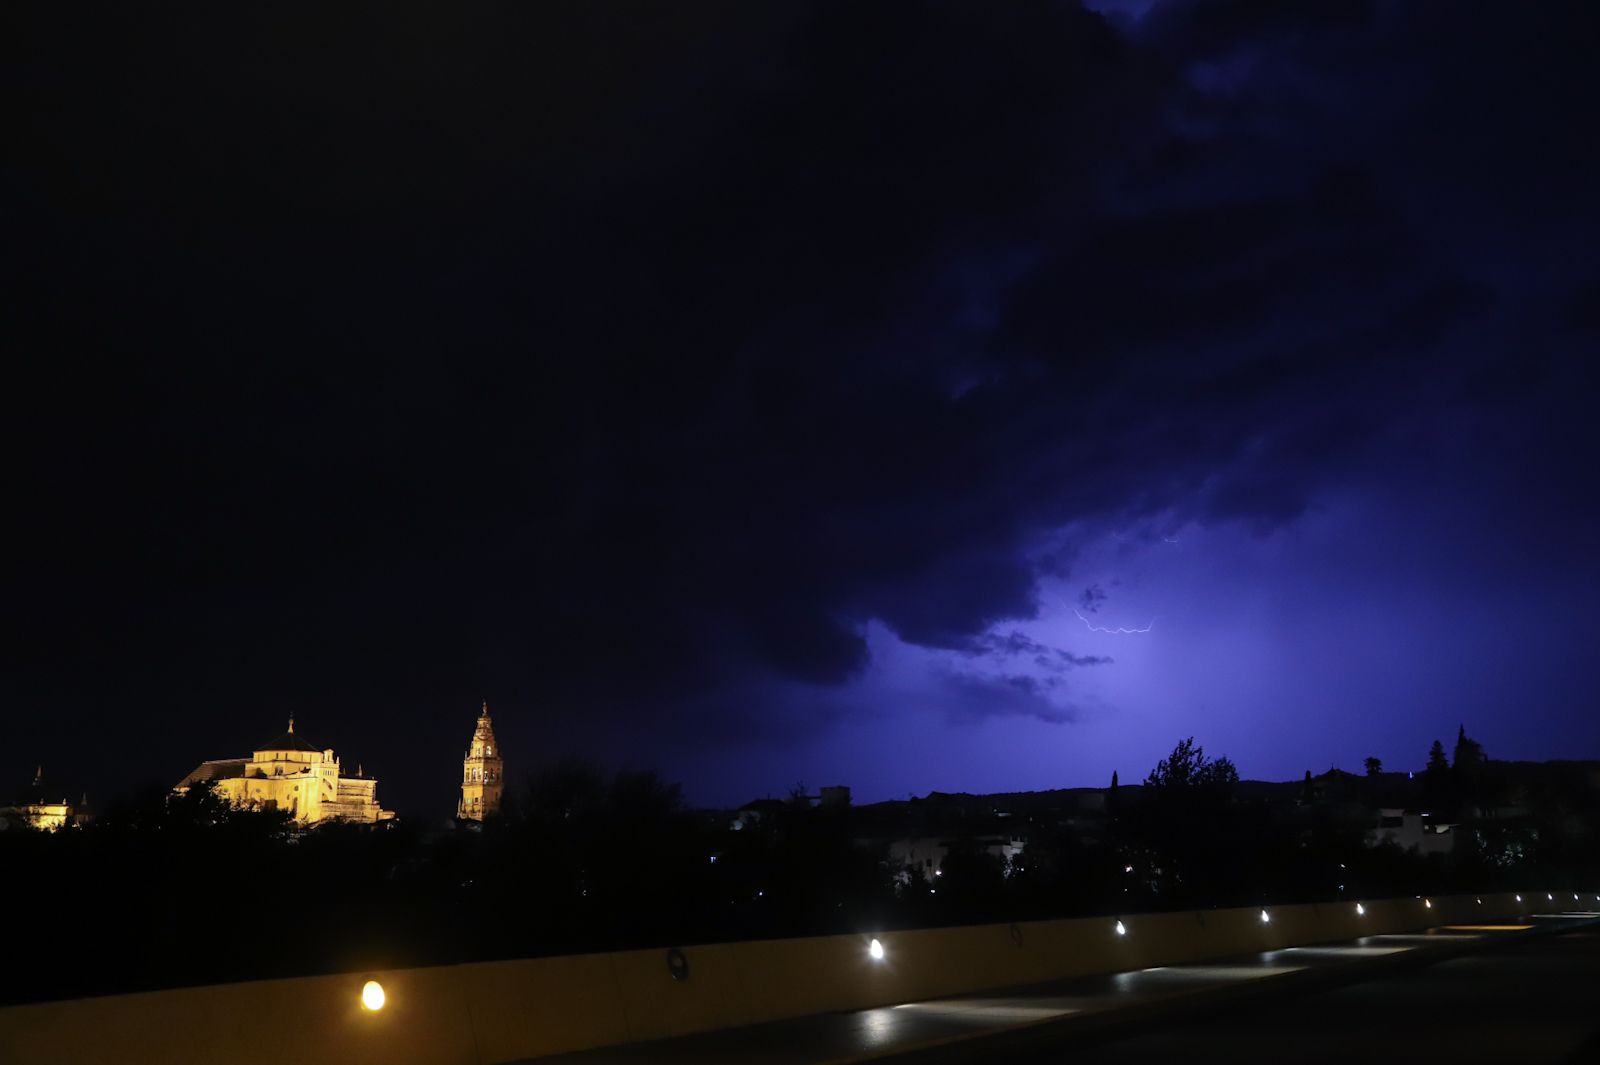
(974, 630), (1111, 671)
(938, 671), (1078, 726)
(4, 1), (1598, 808)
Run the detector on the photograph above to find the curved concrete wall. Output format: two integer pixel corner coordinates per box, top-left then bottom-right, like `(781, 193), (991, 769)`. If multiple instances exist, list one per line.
(0, 891), (1572, 1064)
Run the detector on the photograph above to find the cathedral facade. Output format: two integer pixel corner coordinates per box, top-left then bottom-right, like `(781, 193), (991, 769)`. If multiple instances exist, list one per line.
(458, 702), (503, 820)
(176, 718), (394, 824)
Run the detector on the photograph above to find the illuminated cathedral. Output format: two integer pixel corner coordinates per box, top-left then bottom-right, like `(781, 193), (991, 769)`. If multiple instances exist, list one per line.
(176, 718), (395, 824)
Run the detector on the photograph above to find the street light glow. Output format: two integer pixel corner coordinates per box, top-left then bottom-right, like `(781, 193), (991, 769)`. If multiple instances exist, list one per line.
(868, 938), (885, 961)
(1115, 920), (1127, 936)
(360, 980), (386, 1011)
(1260, 909), (1271, 924)
(1355, 903), (1365, 916)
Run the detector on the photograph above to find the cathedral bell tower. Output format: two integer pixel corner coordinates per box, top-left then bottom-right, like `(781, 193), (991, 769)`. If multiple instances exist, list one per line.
(458, 701), (504, 820)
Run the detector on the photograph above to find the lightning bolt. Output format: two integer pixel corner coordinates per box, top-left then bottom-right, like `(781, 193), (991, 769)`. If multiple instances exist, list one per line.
(1072, 607), (1154, 634)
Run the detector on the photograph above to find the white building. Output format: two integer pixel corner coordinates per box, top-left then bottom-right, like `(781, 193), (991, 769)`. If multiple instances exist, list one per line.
(1368, 808), (1456, 856)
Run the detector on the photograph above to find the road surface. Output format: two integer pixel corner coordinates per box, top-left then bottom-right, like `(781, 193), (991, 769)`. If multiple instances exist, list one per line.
(1014, 924), (1600, 1065)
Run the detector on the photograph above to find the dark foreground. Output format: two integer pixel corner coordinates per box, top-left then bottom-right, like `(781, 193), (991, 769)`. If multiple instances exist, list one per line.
(1037, 925), (1600, 1065)
(527, 914), (1599, 1064)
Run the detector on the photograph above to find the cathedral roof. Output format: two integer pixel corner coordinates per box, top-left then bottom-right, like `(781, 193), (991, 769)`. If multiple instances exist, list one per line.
(255, 717), (321, 753)
(177, 759), (249, 787)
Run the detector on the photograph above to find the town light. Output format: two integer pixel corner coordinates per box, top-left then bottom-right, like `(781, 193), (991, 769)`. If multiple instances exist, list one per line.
(1548, 893), (1554, 901)
(1515, 895), (1523, 902)
(1424, 899), (1432, 909)
(361, 980), (386, 1011)
(1260, 909), (1271, 924)
(869, 938), (885, 961)
(1115, 920), (1127, 937)
(1356, 903), (1366, 916)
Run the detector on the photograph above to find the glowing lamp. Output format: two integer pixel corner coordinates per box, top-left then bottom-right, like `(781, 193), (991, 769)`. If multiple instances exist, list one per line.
(1424, 899), (1432, 909)
(868, 938), (885, 961)
(1515, 895), (1523, 902)
(361, 980), (386, 1012)
(1115, 920), (1127, 937)
(1260, 909), (1271, 924)
(1355, 903), (1366, 916)
(1548, 893), (1554, 901)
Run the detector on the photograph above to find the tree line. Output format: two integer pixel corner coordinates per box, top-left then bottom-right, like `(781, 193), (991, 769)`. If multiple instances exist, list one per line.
(2, 733), (1595, 1006)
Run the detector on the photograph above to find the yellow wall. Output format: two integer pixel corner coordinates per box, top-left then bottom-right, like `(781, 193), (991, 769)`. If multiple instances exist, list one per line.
(0, 802), (71, 831)
(0, 892), (1556, 1065)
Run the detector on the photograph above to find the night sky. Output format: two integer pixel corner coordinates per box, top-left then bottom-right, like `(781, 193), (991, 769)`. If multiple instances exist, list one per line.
(5, 2), (1598, 816)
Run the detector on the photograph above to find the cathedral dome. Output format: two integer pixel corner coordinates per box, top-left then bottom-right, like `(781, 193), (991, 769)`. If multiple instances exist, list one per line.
(254, 717), (321, 754)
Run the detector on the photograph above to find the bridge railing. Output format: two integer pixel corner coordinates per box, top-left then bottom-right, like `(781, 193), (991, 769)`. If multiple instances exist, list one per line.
(0, 891), (1585, 1065)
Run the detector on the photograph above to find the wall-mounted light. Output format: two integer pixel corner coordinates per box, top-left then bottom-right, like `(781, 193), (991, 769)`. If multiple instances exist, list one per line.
(1424, 899), (1433, 909)
(868, 938), (885, 961)
(1115, 920), (1127, 937)
(1355, 903), (1366, 916)
(1515, 895), (1523, 902)
(1260, 909), (1271, 924)
(361, 980), (386, 1012)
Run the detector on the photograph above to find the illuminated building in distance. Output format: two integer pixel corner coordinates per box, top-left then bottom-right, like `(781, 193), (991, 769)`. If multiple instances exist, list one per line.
(457, 701), (504, 821)
(0, 767), (78, 831)
(175, 718), (395, 824)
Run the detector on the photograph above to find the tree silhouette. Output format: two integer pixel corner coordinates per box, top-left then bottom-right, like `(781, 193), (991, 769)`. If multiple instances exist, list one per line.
(1453, 725), (1485, 772)
(1424, 739), (1454, 813)
(1364, 756), (1383, 776)
(1145, 737), (1238, 792)
(1139, 738), (1242, 905)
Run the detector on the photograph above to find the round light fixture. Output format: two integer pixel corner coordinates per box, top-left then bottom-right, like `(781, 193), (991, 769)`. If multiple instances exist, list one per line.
(361, 980), (386, 1012)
